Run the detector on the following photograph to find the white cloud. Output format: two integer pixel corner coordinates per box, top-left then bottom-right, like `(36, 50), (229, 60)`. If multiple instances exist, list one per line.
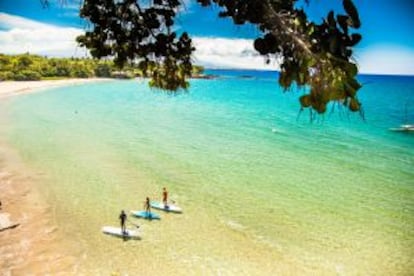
(193, 37), (277, 70)
(0, 13), (272, 69)
(0, 12), (88, 57)
(356, 45), (414, 76)
(194, 37), (414, 75)
(0, 12), (51, 30)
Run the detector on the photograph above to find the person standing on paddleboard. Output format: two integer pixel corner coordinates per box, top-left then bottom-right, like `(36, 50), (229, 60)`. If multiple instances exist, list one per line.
(162, 187), (168, 208)
(144, 197), (151, 215)
(119, 210), (127, 234)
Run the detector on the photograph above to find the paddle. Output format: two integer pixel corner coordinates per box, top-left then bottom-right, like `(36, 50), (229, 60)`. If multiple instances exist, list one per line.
(0, 223), (19, 232)
(127, 219), (140, 229)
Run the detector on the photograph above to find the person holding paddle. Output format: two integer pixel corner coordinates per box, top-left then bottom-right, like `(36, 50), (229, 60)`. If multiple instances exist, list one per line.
(119, 210), (127, 234)
(162, 187), (169, 208)
(144, 197), (151, 215)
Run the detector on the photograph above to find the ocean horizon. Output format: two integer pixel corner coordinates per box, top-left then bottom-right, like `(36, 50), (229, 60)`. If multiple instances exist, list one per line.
(1, 70), (413, 274)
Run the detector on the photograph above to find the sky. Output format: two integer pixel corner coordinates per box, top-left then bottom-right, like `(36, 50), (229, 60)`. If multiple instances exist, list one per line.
(0, 0), (413, 75)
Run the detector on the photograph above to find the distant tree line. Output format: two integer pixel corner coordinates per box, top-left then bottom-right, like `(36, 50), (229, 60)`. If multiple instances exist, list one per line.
(0, 53), (204, 81)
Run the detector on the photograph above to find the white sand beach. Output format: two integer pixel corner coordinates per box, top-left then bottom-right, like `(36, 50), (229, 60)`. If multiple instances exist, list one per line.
(0, 78), (112, 99)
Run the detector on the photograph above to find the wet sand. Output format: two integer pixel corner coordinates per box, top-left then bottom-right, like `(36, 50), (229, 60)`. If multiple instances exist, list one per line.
(0, 147), (76, 274)
(0, 79), (111, 274)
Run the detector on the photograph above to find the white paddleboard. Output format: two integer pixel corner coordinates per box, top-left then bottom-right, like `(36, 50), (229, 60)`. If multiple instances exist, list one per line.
(150, 201), (182, 213)
(101, 226), (140, 239)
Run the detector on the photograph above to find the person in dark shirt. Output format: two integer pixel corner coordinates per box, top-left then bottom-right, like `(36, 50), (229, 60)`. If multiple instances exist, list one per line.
(119, 210), (127, 234)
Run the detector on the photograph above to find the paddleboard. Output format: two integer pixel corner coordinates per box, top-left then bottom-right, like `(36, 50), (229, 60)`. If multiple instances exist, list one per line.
(150, 201), (182, 213)
(130, 210), (161, 220)
(389, 127), (414, 132)
(101, 226), (140, 239)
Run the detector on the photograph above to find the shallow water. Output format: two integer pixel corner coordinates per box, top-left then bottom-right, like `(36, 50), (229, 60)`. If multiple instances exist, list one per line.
(2, 72), (414, 274)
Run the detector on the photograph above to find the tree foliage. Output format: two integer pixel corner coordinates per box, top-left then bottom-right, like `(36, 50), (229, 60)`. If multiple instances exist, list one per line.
(76, 0), (194, 90)
(0, 53), (122, 80)
(0, 53), (205, 81)
(0, 53), (97, 80)
(66, 0), (362, 114)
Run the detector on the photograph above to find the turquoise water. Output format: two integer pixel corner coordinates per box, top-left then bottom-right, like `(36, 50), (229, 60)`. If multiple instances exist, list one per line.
(3, 72), (414, 274)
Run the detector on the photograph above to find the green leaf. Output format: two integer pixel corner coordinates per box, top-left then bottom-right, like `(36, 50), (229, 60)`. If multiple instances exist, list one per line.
(343, 0), (360, 28)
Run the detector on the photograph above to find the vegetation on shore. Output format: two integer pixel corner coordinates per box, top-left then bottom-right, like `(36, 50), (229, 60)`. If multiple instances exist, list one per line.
(0, 53), (205, 81)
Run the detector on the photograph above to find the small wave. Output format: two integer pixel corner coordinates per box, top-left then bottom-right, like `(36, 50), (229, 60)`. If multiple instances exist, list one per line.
(225, 220), (246, 231)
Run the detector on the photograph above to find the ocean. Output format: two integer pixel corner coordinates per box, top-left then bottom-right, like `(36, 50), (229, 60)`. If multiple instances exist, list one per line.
(1, 70), (413, 274)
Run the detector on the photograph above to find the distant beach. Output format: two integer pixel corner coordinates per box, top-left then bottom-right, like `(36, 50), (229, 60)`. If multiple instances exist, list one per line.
(0, 78), (112, 99)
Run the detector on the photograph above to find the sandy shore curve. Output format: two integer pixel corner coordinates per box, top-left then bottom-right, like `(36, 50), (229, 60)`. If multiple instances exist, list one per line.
(0, 78), (112, 274)
(0, 78), (112, 99)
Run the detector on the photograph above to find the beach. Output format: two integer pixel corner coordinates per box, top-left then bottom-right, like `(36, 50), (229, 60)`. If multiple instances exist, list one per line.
(0, 78), (111, 274)
(0, 78), (112, 99)
(0, 74), (412, 275)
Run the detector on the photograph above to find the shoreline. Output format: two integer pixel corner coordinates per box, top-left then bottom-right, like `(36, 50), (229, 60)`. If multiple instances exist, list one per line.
(0, 78), (112, 273)
(0, 143), (76, 274)
(0, 78), (113, 99)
